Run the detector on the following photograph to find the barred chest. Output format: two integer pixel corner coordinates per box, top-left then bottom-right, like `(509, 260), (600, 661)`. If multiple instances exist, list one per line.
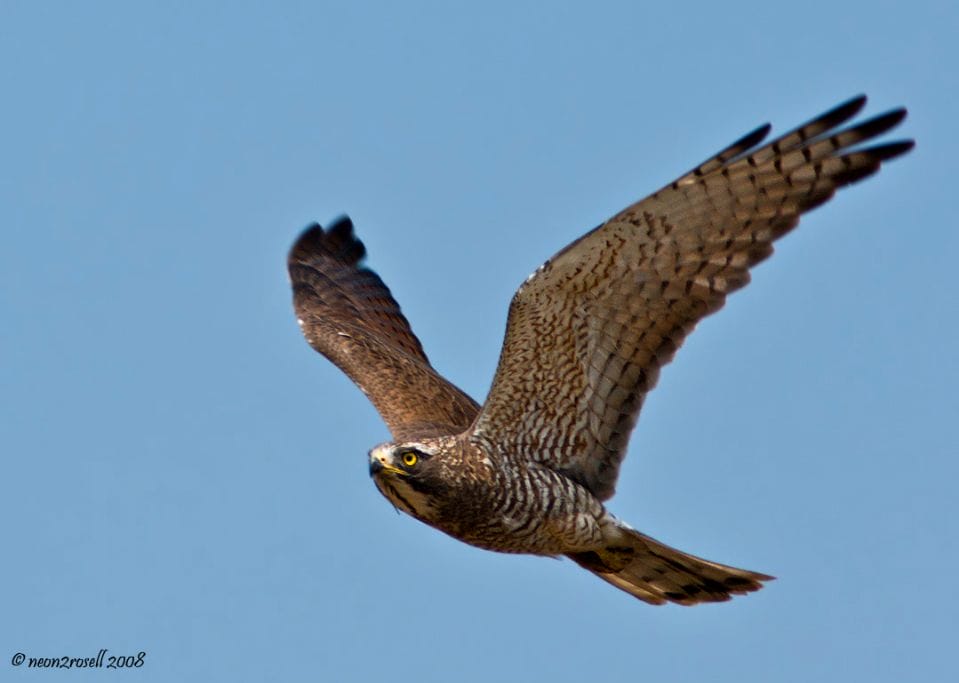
(431, 455), (608, 555)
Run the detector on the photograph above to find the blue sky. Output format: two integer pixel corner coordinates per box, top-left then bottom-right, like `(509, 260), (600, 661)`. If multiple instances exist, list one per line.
(2, 1), (956, 681)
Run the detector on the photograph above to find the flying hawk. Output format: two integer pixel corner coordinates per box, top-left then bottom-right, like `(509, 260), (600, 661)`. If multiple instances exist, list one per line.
(288, 95), (912, 605)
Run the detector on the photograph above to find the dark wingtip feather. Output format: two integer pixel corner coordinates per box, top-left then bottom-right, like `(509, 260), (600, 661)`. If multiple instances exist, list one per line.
(827, 140), (914, 189)
(871, 107), (908, 132)
(287, 223), (324, 265)
(732, 123), (772, 155)
(288, 214), (366, 267)
(841, 107), (909, 142)
(829, 94), (868, 122)
(326, 214), (355, 238)
(870, 139), (916, 161)
(789, 94), (868, 139)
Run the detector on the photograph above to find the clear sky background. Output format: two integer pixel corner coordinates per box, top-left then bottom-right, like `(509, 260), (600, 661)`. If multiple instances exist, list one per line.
(2, 1), (956, 681)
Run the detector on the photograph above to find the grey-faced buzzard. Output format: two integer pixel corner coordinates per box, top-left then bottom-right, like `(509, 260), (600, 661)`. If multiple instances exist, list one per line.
(288, 95), (912, 605)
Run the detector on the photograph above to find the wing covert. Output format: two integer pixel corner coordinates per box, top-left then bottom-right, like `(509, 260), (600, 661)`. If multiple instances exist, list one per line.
(471, 96), (913, 500)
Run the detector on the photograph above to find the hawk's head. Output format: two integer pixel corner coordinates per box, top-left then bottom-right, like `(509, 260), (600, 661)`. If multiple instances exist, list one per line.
(368, 441), (451, 522)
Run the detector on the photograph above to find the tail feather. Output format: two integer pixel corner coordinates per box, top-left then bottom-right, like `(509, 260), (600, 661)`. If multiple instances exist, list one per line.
(567, 525), (773, 606)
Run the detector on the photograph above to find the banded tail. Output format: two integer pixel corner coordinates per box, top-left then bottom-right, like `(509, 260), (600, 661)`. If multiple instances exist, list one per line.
(567, 524), (773, 605)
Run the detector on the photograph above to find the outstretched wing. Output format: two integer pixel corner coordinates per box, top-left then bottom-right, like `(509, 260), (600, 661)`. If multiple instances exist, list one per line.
(471, 95), (913, 500)
(288, 217), (480, 441)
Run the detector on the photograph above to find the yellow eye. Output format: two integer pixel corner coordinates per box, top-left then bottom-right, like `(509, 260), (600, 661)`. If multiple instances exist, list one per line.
(402, 452), (418, 467)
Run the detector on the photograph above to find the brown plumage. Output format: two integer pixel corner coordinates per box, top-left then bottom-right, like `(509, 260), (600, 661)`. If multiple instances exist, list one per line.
(288, 95), (912, 605)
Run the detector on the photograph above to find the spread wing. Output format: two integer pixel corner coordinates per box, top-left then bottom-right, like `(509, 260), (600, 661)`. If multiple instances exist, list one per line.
(288, 217), (480, 441)
(471, 95), (913, 501)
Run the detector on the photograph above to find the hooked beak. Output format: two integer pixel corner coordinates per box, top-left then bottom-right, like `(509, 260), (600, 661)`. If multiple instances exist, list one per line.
(368, 449), (408, 478)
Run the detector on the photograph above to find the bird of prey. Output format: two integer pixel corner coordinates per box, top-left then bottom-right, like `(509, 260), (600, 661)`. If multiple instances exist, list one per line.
(288, 95), (912, 605)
